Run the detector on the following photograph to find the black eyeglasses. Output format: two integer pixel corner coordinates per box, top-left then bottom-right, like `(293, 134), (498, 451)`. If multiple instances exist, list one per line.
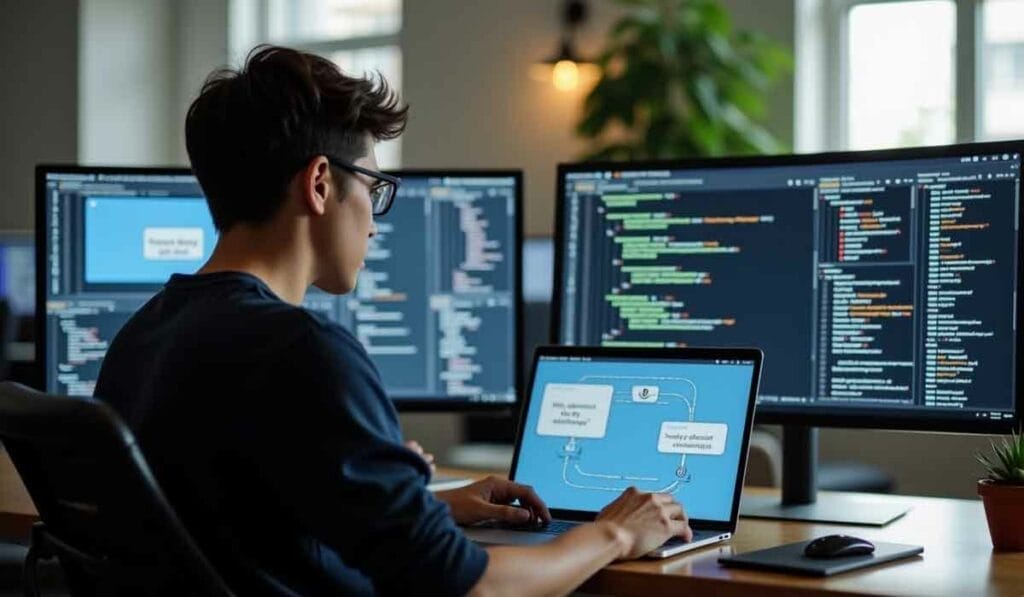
(324, 156), (402, 216)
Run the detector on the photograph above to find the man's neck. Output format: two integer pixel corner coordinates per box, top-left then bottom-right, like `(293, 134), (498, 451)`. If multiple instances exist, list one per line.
(197, 225), (312, 305)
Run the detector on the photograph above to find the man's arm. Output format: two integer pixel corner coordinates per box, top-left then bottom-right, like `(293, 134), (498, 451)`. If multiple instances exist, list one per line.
(471, 522), (627, 597)
(469, 488), (690, 596)
(263, 324), (490, 595)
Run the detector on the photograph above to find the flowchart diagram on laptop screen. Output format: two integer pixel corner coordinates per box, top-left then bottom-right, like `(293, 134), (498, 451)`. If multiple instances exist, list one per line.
(515, 358), (754, 521)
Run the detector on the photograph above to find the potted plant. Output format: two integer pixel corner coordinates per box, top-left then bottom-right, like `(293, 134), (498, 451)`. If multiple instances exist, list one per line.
(976, 430), (1024, 551)
(576, 0), (792, 160)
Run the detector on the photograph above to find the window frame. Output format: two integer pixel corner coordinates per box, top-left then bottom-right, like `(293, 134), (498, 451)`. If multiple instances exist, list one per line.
(800, 0), (985, 151)
(229, 0), (404, 166)
(234, 0), (401, 56)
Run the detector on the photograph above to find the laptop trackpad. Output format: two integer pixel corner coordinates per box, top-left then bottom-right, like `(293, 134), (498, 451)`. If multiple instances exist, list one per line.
(463, 528), (557, 546)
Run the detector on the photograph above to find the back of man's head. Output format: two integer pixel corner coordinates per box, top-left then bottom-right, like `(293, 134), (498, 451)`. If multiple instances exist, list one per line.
(185, 45), (407, 232)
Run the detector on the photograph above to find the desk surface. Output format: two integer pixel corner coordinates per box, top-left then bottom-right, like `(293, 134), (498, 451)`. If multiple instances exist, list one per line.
(0, 449), (36, 538)
(585, 488), (1023, 597)
(445, 468), (1021, 597)
(2, 459), (1021, 595)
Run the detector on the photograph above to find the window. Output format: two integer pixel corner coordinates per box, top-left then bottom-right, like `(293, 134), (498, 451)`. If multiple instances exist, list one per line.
(797, 0), (1024, 151)
(230, 0), (403, 168)
(981, 0), (1024, 139)
(266, 0), (400, 42)
(845, 1), (956, 149)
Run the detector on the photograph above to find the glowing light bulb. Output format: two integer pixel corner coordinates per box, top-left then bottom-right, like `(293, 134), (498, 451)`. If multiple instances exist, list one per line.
(552, 59), (580, 91)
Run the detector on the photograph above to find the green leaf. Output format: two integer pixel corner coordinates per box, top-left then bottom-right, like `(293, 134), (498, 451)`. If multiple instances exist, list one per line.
(576, 0), (791, 160)
(696, 0), (731, 35)
(690, 74), (722, 121)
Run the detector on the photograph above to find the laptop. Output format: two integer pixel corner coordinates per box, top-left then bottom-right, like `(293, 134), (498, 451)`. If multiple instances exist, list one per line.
(464, 345), (763, 558)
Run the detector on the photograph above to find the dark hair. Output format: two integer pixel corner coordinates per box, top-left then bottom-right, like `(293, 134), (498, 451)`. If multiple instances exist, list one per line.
(185, 45), (408, 231)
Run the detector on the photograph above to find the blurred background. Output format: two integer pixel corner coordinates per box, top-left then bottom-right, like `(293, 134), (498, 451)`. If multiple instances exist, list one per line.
(2, 0), (1023, 499)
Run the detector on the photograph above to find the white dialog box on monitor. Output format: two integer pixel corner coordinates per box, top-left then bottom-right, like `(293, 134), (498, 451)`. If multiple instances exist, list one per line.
(631, 385), (659, 403)
(537, 384), (613, 439)
(143, 227), (204, 261)
(658, 422), (728, 456)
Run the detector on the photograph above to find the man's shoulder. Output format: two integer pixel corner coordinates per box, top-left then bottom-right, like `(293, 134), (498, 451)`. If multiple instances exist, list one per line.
(287, 307), (364, 355)
(108, 282), (367, 371)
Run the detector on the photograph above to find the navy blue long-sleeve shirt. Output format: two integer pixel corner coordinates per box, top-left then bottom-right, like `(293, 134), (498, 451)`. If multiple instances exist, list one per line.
(94, 271), (487, 595)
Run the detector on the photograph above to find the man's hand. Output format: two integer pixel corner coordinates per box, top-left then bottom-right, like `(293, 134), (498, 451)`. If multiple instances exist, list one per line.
(404, 440), (435, 474)
(595, 487), (692, 560)
(436, 476), (552, 527)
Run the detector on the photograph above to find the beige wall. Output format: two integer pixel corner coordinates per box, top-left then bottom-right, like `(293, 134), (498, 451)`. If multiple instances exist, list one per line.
(79, 0), (229, 166)
(818, 429), (996, 500)
(402, 0), (610, 238)
(402, 0), (796, 238)
(0, 0), (79, 231)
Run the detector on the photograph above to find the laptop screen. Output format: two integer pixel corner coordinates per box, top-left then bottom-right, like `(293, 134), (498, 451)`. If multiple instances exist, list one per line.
(512, 353), (758, 523)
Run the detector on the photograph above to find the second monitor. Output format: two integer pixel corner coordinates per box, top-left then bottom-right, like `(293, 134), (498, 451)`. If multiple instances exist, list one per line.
(37, 166), (521, 410)
(304, 171), (522, 408)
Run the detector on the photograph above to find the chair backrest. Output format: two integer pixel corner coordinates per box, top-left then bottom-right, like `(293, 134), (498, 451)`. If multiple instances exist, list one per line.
(0, 382), (233, 596)
(0, 299), (12, 380)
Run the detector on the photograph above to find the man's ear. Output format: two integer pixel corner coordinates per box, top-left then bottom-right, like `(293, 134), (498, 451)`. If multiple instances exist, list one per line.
(301, 156), (333, 216)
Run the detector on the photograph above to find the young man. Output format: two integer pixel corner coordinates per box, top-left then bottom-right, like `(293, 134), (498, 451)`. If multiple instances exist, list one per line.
(94, 46), (692, 596)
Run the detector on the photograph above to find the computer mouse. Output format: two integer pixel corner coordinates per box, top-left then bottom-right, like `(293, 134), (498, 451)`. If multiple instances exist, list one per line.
(803, 534), (876, 558)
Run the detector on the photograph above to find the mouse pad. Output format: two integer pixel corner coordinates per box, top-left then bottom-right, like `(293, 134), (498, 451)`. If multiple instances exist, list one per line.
(718, 540), (923, 577)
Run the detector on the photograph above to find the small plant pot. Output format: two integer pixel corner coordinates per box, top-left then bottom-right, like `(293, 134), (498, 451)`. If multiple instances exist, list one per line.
(978, 479), (1024, 551)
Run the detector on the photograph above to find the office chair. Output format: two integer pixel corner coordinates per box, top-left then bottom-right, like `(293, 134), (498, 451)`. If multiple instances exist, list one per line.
(0, 299), (11, 381)
(0, 382), (233, 596)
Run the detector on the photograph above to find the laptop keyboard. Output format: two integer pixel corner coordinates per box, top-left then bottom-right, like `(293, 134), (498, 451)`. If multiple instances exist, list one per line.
(477, 519), (582, 534)
(475, 520), (715, 547)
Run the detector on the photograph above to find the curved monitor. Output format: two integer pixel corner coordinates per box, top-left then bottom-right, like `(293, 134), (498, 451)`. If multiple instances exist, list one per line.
(552, 141), (1023, 433)
(36, 165), (521, 411)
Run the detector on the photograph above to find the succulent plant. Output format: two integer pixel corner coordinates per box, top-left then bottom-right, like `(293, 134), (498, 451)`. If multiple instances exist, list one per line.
(976, 430), (1024, 485)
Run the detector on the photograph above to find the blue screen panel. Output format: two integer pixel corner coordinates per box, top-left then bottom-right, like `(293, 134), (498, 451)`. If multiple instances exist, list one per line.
(84, 197), (216, 284)
(514, 356), (755, 522)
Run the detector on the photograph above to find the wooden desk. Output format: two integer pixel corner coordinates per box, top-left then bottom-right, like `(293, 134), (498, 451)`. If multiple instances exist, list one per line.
(0, 448), (37, 539)
(3, 462), (1021, 594)
(443, 469), (1023, 596)
(584, 487), (1024, 596)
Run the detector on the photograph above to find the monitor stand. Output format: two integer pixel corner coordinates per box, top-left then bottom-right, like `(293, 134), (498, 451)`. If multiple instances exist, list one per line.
(739, 426), (910, 527)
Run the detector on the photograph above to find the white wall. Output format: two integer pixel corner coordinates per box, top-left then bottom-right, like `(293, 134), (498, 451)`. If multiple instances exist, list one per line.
(174, 0), (231, 164)
(0, 0), (79, 231)
(79, 0), (229, 166)
(79, 0), (178, 165)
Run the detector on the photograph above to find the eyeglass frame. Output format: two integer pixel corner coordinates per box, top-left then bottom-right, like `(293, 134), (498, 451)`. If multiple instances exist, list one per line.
(323, 155), (402, 216)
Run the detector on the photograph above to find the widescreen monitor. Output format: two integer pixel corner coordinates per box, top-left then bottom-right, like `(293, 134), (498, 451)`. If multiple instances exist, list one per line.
(553, 141), (1023, 434)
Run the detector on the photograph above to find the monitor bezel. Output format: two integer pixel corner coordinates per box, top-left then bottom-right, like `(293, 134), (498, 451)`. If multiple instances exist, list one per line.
(509, 345), (763, 529)
(551, 140), (1024, 434)
(380, 168), (524, 412)
(35, 165), (524, 412)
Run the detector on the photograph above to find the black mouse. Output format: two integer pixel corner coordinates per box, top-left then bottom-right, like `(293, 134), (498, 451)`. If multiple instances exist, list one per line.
(803, 534), (876, 558)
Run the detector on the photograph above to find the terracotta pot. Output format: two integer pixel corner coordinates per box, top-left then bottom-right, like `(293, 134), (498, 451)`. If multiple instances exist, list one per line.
(978, 479), (1024, 551)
